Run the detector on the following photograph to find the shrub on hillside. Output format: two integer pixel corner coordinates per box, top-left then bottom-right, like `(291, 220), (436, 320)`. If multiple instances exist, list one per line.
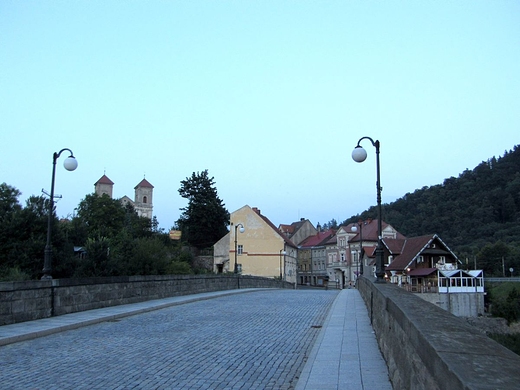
(489, 283), (520, 324)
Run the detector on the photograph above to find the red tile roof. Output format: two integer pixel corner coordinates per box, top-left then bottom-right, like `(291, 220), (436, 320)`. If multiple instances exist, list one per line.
(384, 234), (447, 271)
(346, 219), (406, 242)
(135, 178), (154, 189)
(95, 174), (114, 185)
(408, 268), (437, 276)
(299, 230), (336, 248)
(385, 238), (407, 255)
(279, 224), (295, 234)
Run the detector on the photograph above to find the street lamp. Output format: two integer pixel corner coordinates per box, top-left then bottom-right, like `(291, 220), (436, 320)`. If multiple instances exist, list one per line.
(352, 137), (385, 283)
(279, 249), (287, 279)
(234, 223), (245, 274)
(42, 148), (78, 280)
(351, 220), (364, 279)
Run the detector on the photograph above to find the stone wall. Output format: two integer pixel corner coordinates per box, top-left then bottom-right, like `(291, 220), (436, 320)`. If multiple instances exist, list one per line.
(416, 292), (485, 317)
(192, 255), (215, 272)
(357, 277), (520, 390)
(0, 275), (293, 326)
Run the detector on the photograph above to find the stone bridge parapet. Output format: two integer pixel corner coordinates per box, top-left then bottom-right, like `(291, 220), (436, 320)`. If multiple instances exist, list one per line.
(0, 275), (293, 325)
(357, 276), (520, 389)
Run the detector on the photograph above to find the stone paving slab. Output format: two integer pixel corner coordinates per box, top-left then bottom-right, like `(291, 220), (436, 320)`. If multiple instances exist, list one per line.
(295, 289), (392, 390)
(0, 289), (338, 389)
(0, 289), (254, 347)
(0, 288), (392, 389)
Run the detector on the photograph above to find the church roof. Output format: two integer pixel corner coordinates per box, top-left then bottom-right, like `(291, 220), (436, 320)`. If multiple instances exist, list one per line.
(135, 178), (154, 189)
(95, 174), (114, 185)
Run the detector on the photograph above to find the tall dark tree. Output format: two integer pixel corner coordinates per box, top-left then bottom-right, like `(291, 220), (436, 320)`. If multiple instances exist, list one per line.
(0, 185), (73, 279)
(0, 183), (21, 216)
(0, 183), (22, 271)
(176, 170), (229, 249)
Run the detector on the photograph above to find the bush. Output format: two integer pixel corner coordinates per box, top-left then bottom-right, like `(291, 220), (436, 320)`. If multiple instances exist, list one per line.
(489, 333), (520, 356)
(0, 267), (31, 281)
(166, 261), (192, 275)
(489, 283), (520, 324)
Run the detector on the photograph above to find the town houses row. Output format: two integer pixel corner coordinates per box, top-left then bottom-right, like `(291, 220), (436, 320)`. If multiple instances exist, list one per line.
(213, 205), (484, 316)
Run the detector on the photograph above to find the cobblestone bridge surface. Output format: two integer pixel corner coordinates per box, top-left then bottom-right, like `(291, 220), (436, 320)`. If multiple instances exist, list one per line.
(0, 289), (338, 389)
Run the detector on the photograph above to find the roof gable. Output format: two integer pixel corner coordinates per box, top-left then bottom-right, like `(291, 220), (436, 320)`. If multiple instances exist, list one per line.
(346, 219), (405, 242)
(135, 178), (154, 189)
(95, 174), (114, 185)
(279, 224), (295, 234)
(385, 234), (459, 271)
(238, 206), (297, 248)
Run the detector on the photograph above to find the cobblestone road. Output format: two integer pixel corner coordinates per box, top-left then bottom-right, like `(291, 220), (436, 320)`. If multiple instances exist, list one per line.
(0, 289), (338, 390)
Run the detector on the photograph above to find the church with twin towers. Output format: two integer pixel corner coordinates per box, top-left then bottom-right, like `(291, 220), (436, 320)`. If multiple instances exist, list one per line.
(94, 174), (154, 219)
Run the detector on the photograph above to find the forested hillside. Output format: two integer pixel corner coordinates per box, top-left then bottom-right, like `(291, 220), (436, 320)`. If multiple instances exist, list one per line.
(343, 145), (520, 276)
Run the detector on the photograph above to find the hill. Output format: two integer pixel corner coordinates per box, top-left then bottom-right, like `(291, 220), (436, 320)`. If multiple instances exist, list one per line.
(342, 145), (520, 276)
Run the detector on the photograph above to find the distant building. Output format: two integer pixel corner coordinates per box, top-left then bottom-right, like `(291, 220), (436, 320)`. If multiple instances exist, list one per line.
(279, 218), (317, 246)
(298, 230), (336, 287)
(384, 234), (485, 317)
(94, 175), (154, 219)
(213, 205), (298, 283)
(94, 174), (114, 197)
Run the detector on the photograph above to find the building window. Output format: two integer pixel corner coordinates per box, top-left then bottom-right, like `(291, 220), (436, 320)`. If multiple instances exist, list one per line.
(143, 196), (148, 204)
(238, 245), (243, 255)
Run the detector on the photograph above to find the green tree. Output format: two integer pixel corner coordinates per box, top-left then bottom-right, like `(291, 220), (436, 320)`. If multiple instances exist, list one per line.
(323, 219), (339, 230)
(75, 193), (127, 239)
(127, 237), (170, 275)
(74, 236), (113, 277)
(176, 170), (229, 249)
(477, 241), (510, 277)
(489, 283), (520, 324)
(0, 182), (21, 216)
(9, 196), (50, 278)
(0, 183), (22, 272)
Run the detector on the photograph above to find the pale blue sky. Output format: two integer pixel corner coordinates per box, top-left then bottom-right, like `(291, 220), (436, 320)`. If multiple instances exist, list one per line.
(1, 1), (519, 230)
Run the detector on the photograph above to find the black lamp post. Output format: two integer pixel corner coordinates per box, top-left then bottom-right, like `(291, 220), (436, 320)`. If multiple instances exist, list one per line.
(42, 148), (78, 280)
(234, 223), (245, 274)
(352, 137), (385, 283)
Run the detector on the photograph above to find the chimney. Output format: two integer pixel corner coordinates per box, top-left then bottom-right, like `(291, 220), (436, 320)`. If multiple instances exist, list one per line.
(300, 218), (305, 221)
(252, 207), (261, 215)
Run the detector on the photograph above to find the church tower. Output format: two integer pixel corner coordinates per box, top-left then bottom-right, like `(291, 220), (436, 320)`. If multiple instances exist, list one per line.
(94, 175), (114, 197)
(134, 178), (154, 219)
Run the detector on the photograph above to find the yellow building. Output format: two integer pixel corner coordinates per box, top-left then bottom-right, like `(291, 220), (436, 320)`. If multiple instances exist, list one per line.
(214, 205), (297, 283)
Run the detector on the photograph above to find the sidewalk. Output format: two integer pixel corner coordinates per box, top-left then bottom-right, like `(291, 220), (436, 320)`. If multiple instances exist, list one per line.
(295, 288), (392, 390)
